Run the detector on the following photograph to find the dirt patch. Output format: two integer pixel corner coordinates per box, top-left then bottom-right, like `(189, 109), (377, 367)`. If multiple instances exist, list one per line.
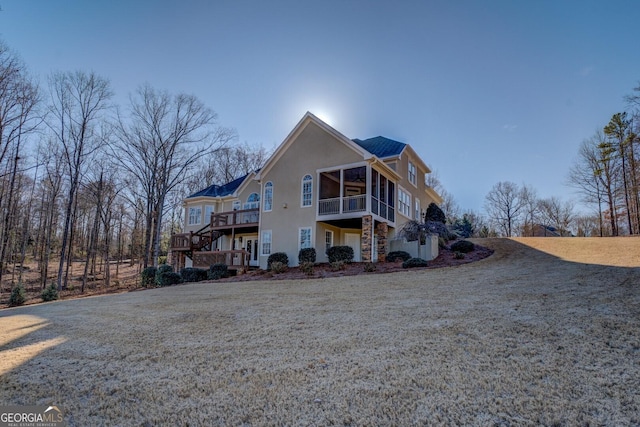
(0, 238), (638, 426)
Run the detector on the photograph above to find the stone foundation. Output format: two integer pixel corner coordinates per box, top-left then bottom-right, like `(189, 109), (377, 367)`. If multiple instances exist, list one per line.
(376, 222), (388, 262)
(361, 215), (373, 262)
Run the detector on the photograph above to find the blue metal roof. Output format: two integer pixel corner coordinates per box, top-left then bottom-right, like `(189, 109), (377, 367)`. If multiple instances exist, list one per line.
(187, 173), (249, 198)
(353, 136), (406, 158)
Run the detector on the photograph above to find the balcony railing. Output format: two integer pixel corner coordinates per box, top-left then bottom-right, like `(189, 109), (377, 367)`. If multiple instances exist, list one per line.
(318, 194), (367, 216)
(211, 208), (259, 230)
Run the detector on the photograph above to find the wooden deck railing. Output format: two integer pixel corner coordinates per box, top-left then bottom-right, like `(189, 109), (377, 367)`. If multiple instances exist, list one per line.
(211, 208), (259, 229)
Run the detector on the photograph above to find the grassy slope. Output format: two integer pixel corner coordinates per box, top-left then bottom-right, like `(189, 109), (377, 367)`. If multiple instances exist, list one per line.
(0, 238), (639, 426)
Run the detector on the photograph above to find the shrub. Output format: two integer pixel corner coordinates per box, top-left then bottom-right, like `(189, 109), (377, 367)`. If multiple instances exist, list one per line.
(451, 240), (475, 253)
(454, 251), (465, 259)
(156, 264), (173, 274)
(180, 267), (208, 283)
(300, 261), (315, 276)
(330, 261), (346, 271)
(9, 283), (27, 306)
(267, 252), (289, 270)
(270, 261), (288, 274)
(298, 248), (316, 264)
(438, 237), (447, 249)
(158, 255), (168, 265)
(363, 262), (377, 272)
(425, 203), (446, 224)
(156, 271), (182, 287)
(140, 267), (157, 287)
(387, 251), (411, 262)
(326, 246), (354, 263)
(41, 283), (59, 302)
(425, 221), (456, 241)
(208, 263), (228, 280)
(402, 258), (429, 268)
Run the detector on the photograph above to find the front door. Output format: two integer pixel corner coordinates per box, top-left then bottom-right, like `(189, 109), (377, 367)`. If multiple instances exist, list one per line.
(344, 233), (361, 262)
(246, 237), (259, 267)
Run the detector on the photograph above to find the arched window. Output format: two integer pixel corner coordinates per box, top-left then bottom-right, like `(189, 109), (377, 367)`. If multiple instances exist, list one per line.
(245, 192), (260, 209)
(301, 174), (313, 207)
(264, 182), (273, 211)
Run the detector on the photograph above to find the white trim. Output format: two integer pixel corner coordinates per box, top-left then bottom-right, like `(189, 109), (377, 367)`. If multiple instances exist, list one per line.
(301, 174), (313, 208)
(298, 227), (312, 251)
(408, 161), (417, 187)
(261, 230), (272, 256)
(398, 186), (411, 219)
(263, 181), (273, 212)
(188, 206), (202, 226)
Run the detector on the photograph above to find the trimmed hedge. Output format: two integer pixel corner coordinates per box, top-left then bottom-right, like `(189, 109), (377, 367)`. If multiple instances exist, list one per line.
(267, 252), (289, 270)
(327, 246), (354, 263)
(208, 263), (229, 280)
(451, 240), (475, 253)
(140, 267), (157, 287)
(298, 248), (316, 264)
(180, 267), (208, 283)
(402, 258), (429, 268)
(387, 251), (411, 262)
(156, 271), (182, 287)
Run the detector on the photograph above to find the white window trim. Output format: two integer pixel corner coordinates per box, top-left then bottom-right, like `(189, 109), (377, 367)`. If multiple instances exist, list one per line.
(261, 230), (272, 256)
(301, 174), (313, 208)
(264, 182), (273, 212)
(408, 161), (417, 187)
(188, 206), (202, 226)
(299, 227), (312, 251)
(398, 186), (411, 219)
(325, 230), (334, 253)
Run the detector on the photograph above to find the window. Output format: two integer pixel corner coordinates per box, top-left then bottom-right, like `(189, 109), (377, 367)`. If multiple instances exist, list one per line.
(188, 206), (201, 225)
(204, 205), (214, 223)
(264, 182), (273, 211)
(232, 200), (241, 211)
(415, 199), (421, 221)
(398, 187), (411, 218)
(299, 227), (312, 250)
(408, 161), (417, 186)
(325, 230), (333, 253)
(301, 174), (313, 207)
(245, 192), (260, 209)
(261, 230), (272, 255)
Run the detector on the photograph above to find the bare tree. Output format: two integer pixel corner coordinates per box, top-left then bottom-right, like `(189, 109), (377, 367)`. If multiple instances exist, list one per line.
(537, 197), (575, 236)
(47, 71), (112, 290)
(113, 84), (234, 267)
(484, 181), (526, 237)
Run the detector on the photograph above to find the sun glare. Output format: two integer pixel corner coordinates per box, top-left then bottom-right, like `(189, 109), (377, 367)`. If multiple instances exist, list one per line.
(313, 110), (333, 126)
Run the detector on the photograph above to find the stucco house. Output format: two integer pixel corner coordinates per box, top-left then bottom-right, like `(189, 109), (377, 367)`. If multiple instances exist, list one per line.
(170, 112), (442, 271)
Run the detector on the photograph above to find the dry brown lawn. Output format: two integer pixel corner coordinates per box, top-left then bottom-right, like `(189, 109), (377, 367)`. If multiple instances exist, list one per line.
(0, 238), (639, 426)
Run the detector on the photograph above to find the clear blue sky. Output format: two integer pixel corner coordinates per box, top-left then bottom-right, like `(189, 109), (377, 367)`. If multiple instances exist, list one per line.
(1, 0), (639, 214)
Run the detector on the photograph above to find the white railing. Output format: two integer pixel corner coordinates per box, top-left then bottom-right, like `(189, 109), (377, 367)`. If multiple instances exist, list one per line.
(319, 198), (341, 215)
(343, 194), (366, 213)
(319, 195), (367, 216)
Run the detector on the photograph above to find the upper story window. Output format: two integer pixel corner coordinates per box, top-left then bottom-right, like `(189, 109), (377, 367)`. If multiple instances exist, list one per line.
(301, 174), (313, 207)
(188, 206), (202, 225)
(232, 200), (241, 211)
(245, 192), (260, 209)
(264, 182), (273, 211)
(204, 205), (214, 223)
(398, 187), (411, 218)
(408, 161), (417, 186)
